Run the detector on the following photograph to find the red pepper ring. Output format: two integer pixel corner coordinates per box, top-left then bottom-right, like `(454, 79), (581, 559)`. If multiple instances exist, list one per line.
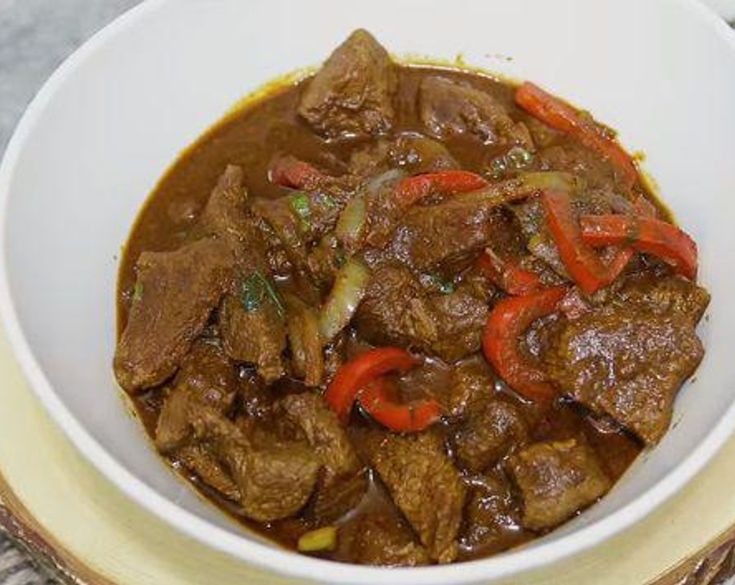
(359, 377), (443, 433)
(482, 286), (568, 402)
(579, 214), (698, 280)
(542, 190), (617, 294)
(393, 170), (489, 208)
(476, 248), (542, 296)
(269, 155), (328, 191)
(515, 82), (638, 190)
(324, 347), (420, 424)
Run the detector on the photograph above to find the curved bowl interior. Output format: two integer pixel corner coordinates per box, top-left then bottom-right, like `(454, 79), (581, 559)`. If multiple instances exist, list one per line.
(2, 0), (735, 583)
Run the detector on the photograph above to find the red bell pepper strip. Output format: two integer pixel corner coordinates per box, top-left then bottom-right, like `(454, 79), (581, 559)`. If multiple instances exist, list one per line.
(483, 286), (567, 402)
(542, 190), (621, 294)
(393, 170), (488, 208)
(359, 377), (443, 432)
(269, 156), (327, 191)
(515, 82), (638, 190)
(476, 248), (542, 296)
(324, 347), (419, 423)
(579, 215), (698, 280)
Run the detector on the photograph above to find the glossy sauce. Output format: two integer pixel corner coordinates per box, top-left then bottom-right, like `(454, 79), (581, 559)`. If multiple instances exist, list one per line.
(118, 66), (643, 561)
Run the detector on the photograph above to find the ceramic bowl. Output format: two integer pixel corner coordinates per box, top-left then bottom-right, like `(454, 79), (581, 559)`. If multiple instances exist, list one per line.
(2, 1), (735, 583)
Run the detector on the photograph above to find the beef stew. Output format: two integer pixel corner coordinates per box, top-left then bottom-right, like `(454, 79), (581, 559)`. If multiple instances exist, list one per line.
(115, 30), (708, 565)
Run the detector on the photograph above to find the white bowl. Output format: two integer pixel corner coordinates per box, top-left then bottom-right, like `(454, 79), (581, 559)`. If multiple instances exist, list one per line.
(2, 0), (735, 583)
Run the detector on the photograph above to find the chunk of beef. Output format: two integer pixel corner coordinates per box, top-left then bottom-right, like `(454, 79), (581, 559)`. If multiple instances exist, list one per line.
(219, 294), (286, 383)
(284, 295), (325, 387)
(251, 196), (309, 272)
(227, 442), (320, 522)
(430, 285), (490, 361)
(253, 184), (354, 276)
(390, 132), (459, 173)
(507, 438), (611, 530)
(277, 393), (367, 521)
(459, 471), (526, 557)
(354, 266), (487, 361)
(419, 76), (533, 149)
(355, 264), (438, 350)
(155, 341), (238, 452)
(336, 512), (430, 566)
(349, 132), (459, 179)
(298, 29), (396, 139)
(550, 305), (704, 443)
(446, 356), (495, 417)
(615, 273), (710, 326)
(388, 196), (517, 272)
(538, 143), (620, 192)
(176, 443), (241, 501)
(453, 400), (528, 473)
(114, 237), (233, 392)
(193, 409), (319, 522)
(195, 167), (289, 383)
(364, 432), (466, 563)
(196, 166), (256, 261)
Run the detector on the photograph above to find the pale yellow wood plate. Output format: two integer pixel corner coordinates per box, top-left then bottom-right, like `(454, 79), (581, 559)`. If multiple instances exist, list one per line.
(0, 323), (733, 585)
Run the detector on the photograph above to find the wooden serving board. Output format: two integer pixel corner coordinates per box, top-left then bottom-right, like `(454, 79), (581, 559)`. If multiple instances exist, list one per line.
(0, 326), (733, 585)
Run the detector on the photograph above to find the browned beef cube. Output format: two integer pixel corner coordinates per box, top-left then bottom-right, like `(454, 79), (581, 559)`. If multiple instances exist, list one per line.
(507, 439), (611, 531)
(336, 512), (429, 567)
(195, 165), (273, 278)
(453, 400), (528, 473)
(194, 409), (319, 523)
(355, 265), (488, 361)
(365, 432), (466, 563)
(446, 356), (495, 417)
(298, 29), (396, 139)
(349, 132), (459, 179)
(355, 264), (439, 350)
(354, 266), (487, 361)
(419, 76), (533, 148)
(389, 197), (516, 272)
(389, 132), (459, 174)
(614, 273), (710, 326)
(219, 294), (286, 383)
(277, 393), (367, 521)
(176, 443), (241, 501)
(538, 143), (620, 192)
(459, 471), (526, 557)
(551, 305), (704, 443)
(155, 341), (238, 452)
(114, 237), (233, 392)
(227, 442), (320, 522)
(430, 285), (489, 361)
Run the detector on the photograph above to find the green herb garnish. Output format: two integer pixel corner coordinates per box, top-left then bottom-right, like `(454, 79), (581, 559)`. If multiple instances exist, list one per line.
(240, 271), (285, 317)
(289, 192), (312, 232)
(132, 281), (144, 302)
(489, 156), (508, 178)
(317, 193), (338, 209)
(423, 273), (455, 295)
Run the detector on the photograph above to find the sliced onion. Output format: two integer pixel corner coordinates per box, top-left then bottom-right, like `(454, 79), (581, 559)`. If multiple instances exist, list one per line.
(335, 196), (367, 252)
(365, 168), (405, 196)
(318, 258), (371, 343)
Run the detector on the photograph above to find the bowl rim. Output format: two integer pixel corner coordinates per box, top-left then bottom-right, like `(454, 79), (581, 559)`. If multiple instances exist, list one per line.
(1, 0), (734, 583)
